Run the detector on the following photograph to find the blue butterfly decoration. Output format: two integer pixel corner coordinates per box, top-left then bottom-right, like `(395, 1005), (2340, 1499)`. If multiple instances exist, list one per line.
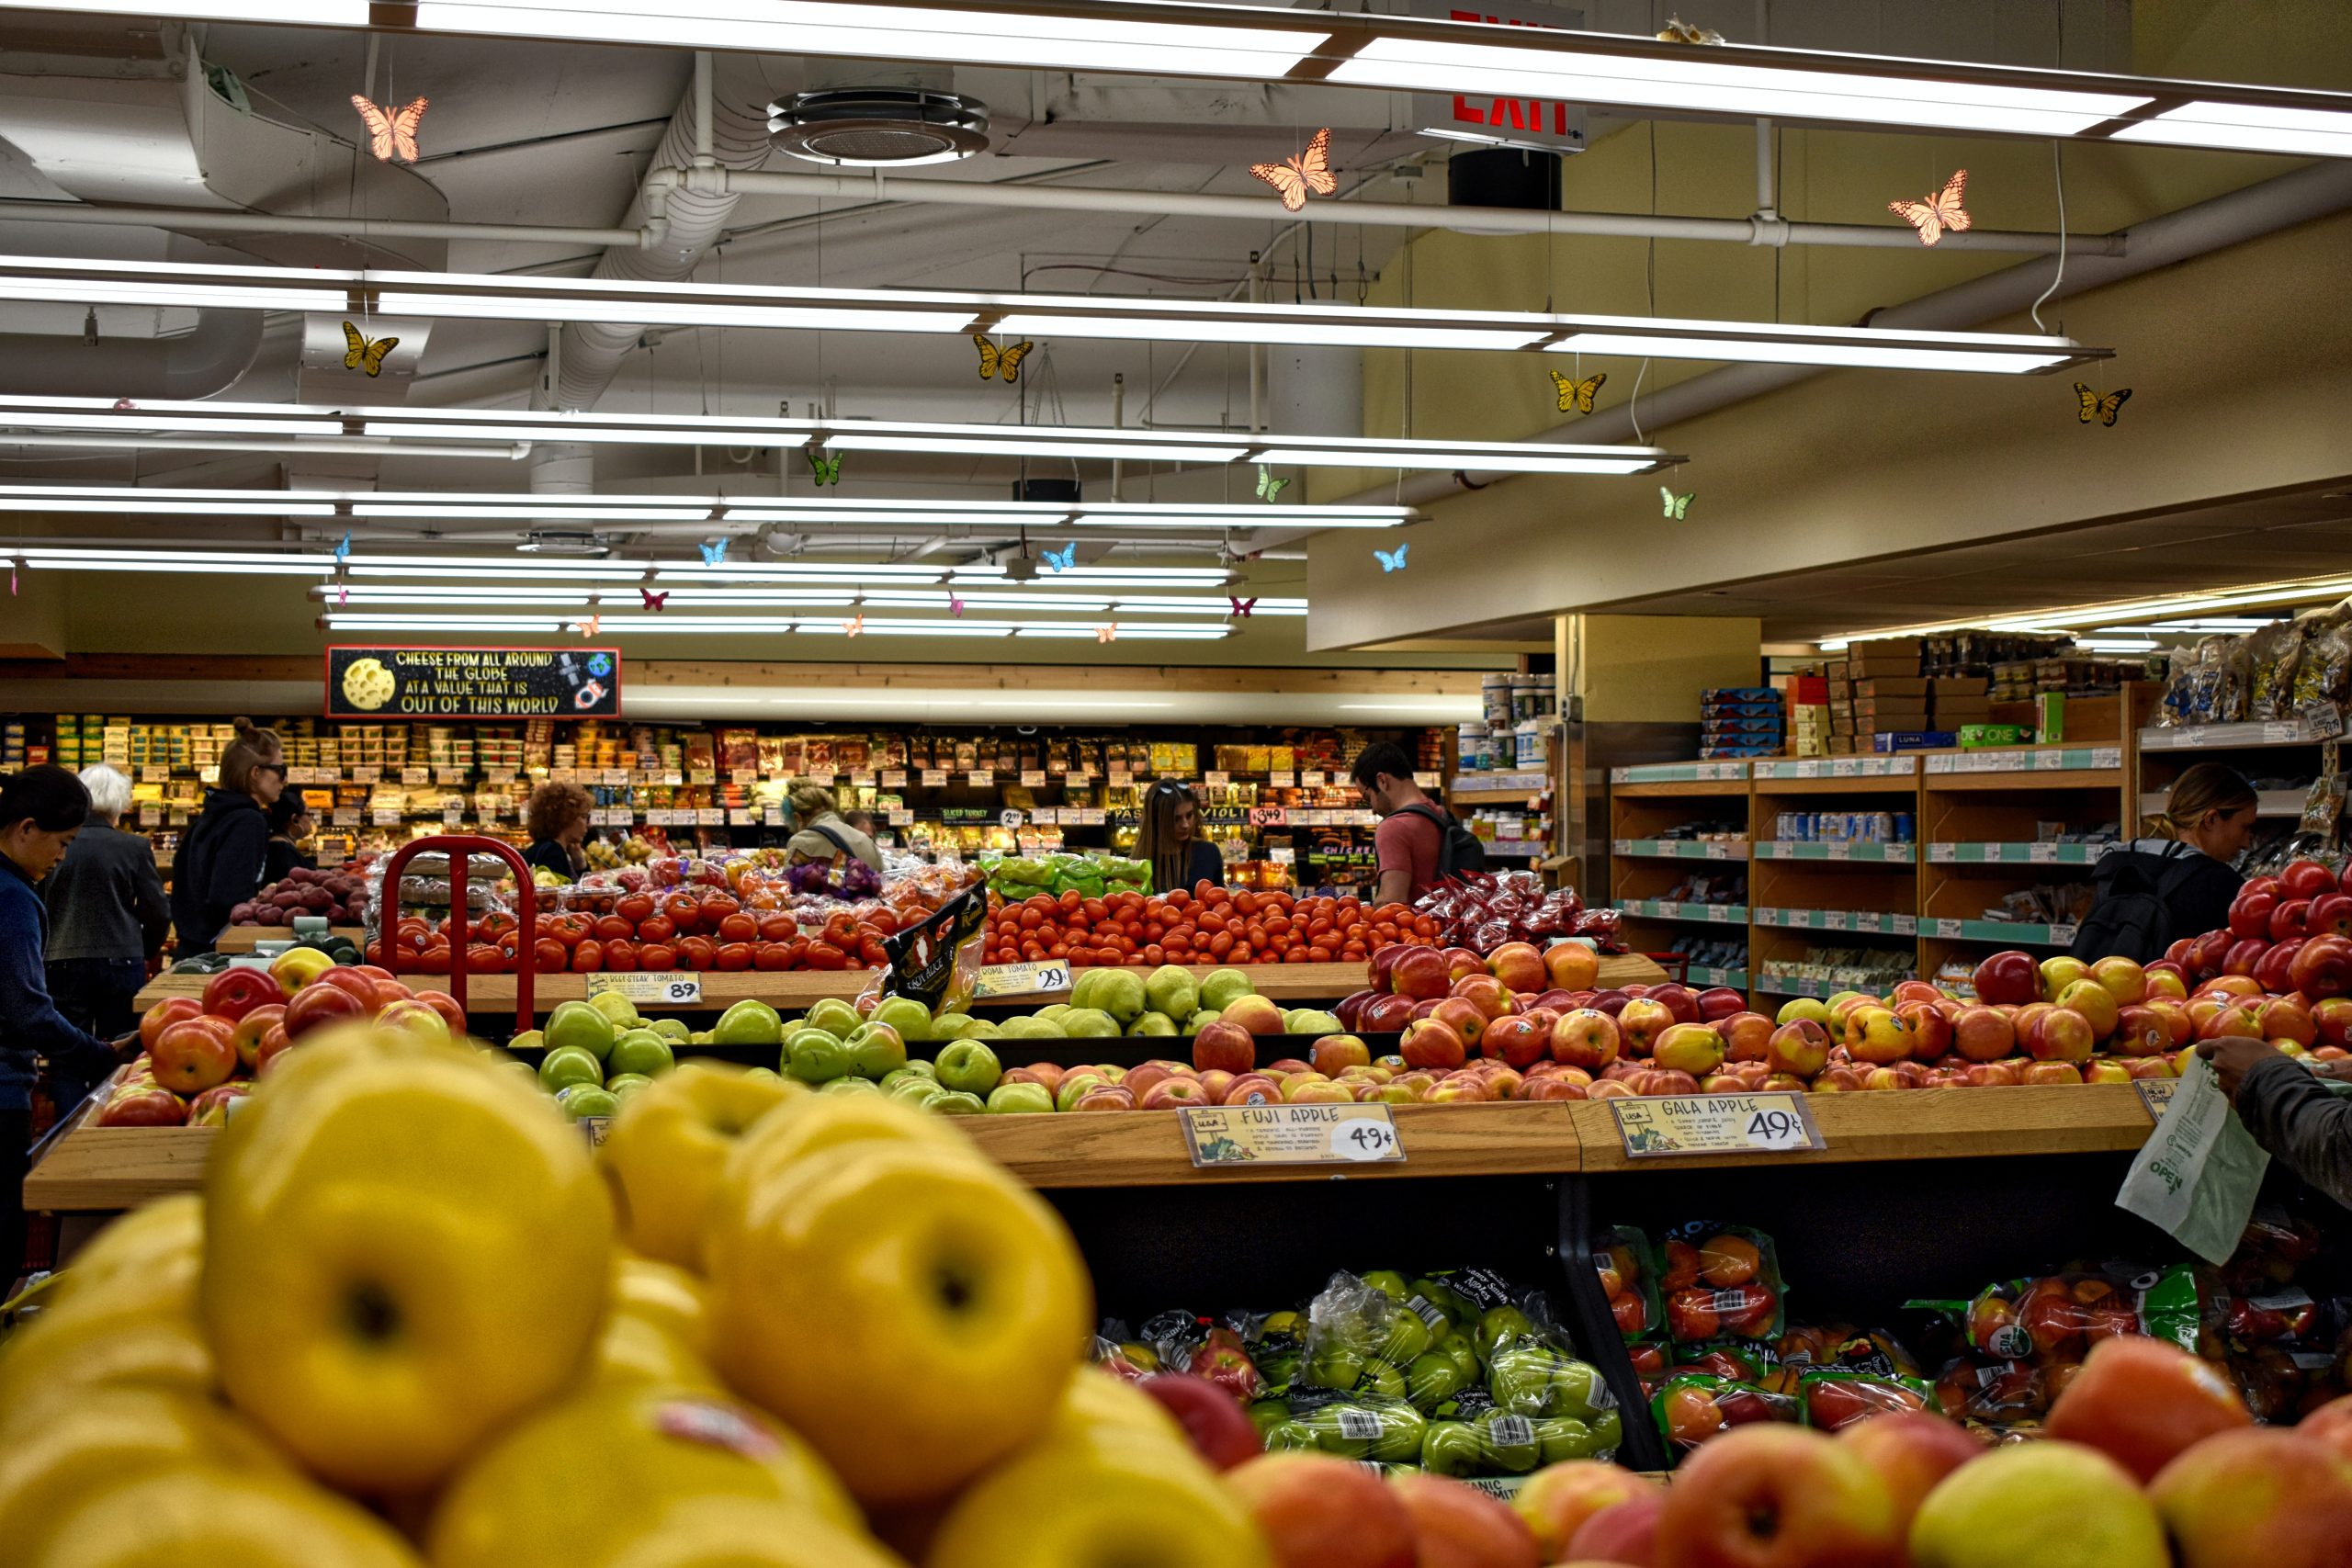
(699, 538), (729, 566)
(1375, 543), (1408, 573)
(334, 531), (351, 562)
(1042, 543), (1076, 573)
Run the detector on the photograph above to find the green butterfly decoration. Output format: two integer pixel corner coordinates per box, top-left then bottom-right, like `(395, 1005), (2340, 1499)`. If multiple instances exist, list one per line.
(1659, 486), (1693, 520)
(1255, 464), (1289, 502)
(808, 449), (842, 487)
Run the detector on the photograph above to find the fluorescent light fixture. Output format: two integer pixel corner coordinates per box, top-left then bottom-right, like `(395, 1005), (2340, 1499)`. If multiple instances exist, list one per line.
(1820, 578), (2352, 645)
(0, 259), (2102, 375)
(317, 610), (1233, 639)
(8, 1), (2348, 162)
(2072, 638), (2160, 653)
(311, 585), (1302, 615)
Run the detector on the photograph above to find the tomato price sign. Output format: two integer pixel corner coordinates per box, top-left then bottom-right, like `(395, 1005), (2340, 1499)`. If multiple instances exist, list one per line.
(971, 961), (1071, 1000)
(1181, 1103), (1406, 1168)
(1611, 1092), (1825, 1158)
(584, 972), (702, 1006)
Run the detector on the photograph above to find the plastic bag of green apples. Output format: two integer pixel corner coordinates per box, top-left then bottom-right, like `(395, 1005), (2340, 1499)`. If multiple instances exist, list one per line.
(1092, 1269), (1620, 1483)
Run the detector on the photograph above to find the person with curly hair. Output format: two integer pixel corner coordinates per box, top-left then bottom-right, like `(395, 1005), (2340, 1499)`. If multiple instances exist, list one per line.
(785, 784), (882, 875)
(524, 781), (593, 880)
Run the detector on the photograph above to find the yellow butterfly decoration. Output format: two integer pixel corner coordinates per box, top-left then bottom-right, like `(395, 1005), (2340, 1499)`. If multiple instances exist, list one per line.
(1250, 126), (1338, 213)
(974, 334), (1034, 384)
(1549, 369), (1606, 414)
(350, 94), (428, 163)
(342, 321), (397, 378)
(2075, 382), (2132, 426)
(1889, 169), (1971, 246)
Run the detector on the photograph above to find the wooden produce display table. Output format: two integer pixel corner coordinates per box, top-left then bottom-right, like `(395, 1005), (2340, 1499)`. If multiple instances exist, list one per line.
(134, 953), (1672, 1017)
(25, 1083), (2160, 1213)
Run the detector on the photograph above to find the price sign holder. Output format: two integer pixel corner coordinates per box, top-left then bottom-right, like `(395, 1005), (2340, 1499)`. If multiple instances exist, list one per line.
(1248, 805), (1289, 827)
(1180, 1103), (1404, 1168)
(1610, 1092), (1825, 1158)
(2135, 1079), (2177, 1122)
(583, 972), (703, 1006)
(971, 961), (1072, 1000)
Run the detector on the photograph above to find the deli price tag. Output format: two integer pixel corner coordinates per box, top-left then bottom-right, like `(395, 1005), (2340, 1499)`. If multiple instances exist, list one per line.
(2136, 1079), (2178, 1121)
(1180, 1102), (1405, 1168)
(1611, 1092), (1826, 1159)
(971, 960), (1071, 1000)
(584, 972), (703, 1006)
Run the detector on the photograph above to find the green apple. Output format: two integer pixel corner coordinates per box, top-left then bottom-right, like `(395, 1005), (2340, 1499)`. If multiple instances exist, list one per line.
(784, 1027), (852, 1085)
(1056, 1007), (1119, 1040)
(805, 998), (862, 1038)
(741, 1066), (785, 1084)
(1411, 1278), (1476, 1327)
(1435, 1332), (1481, 1381)
(985, 1082), (1055, 1114)
(929, 1013), (978, 1041)
(495, 1057), (537, 1084)
(1199, 968), (1254, 1013)
(1125, 1012), (1178, 1039)
(1476, 1409), (1540, 1472)
(897, 1058), (936, 1079)
(711, 998), (783, 1048)
(688, 1032), (714, 1047)
(1473, 1304), (1537, 1361)
(820, 1077), (880, 1096)
(605, 1073), (653, 1102)
(1419, 1419), (1482, 1477)
(1543, 1409), (1616, 1462)
(961, 1018), (1002, 1039)
(584, 990), (640, 1031)
(870, 996), (933, 1043)
(1487, 1345), (1608, 1418)
(1371, 1404), (1427, 1464)
(508, 1029), (545, 1052)
(1300, 1405), (1374, 1461)
(1406, 1352), (1470, 1407)
(997, 1014), (1063, 1040)
(933, 1040), (1001, 1097)
(1361, 1359), (1408, 1401)
(1091, 969), (1148, 1023)
(844, 1021), (908, 1080)
(884, 1077), (944, 1109)
(1245, 1400), (1292, 1438)
(1054, 1070), (1110, 1113)
(544, 1000), (616, 1062)
(649, 1017), (690, 1043)
(1361, 1270), (1412, 1303)
(1262, 1419), (1316, 1454)
(1305, 1345), (1366, 1391)
(537, 1044), (603, 1093)
(1376, 1312), (1432, 1366)
(929, 1090), (986, 1116)
(554, 1083), (618, 1122)
(1143, 964), (1199, 1021)
(1034, 1003), (1070, 1022)
(607, 1029), (675, 1079)
(1284, 1009), (1342, 1035)
(1186, 1009), (1222, 1035)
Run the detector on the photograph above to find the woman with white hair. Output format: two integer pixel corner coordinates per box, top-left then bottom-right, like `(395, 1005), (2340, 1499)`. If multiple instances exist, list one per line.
(43, 762), (169, 1109)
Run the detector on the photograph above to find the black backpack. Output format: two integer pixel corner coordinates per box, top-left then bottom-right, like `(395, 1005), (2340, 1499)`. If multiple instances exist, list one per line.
(1397, 802), (1489, 878)
(2069, 841), (2201, 963)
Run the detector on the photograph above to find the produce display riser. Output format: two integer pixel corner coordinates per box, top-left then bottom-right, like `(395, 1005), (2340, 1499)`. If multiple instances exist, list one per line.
(1917, 770), (2124, 984)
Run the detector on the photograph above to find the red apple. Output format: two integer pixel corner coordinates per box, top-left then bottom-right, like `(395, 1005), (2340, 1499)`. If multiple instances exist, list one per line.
(138, 996), (202, 1053)
(2150, 1427), (2352, 1568)
(1439, 947), (1485, 984)
(1392, 947), (1450, 999)
(1617, 998), (1675, 1057)
(1763, 1020), (1831, 1079)
(251, 1021), (294, 1077)
(1220, 1073), (1281, 1106)
(1567, 1494), (1663, 1566)
(149, 1016), (238, 1096)
(1843, 1006), (1913, 1066)
(1485, 942), (1548, 994)
(1838, 1411), (1985, 1539)
(1895, 1001), (1953, 1062)
(1695, 987), (1747, 1022)
(1544, 942), (1600, 992)
(2024, 1006), (2095, 1063)
(225, 1003), (287, 1070)
(1950, 1004), (2015, 1064)
(2110, 1005), (2171, 1056)
(2290, 934), (2352, 999)
(2254, 939), (2304, 995)
(1514, 1463), (1659, 1562)
(1193, 1021), (1257, 1076)
(1965, 1060), (2023, 1088)
(1652, 1425), (1905, 1567)
(2281, 858), (2337, 900)
(2231, 888), (2280, 939)
(1714, 1011), (1774, 1064)
(1449, 973), (1514, 1023)
(2223, 937), (2270, 978)
(1647, 984), (1702, 1025)
(2020, 1061), (2083, 1085)
(283, 978), (368, 1039)
(1400, 1017), (1468, 1072)
(1389, 1472), (1541, 1568)
(1970, 950), (2039, 1007)
(95, 1084), (188, 1126)
(1136, 1373), (1262, 1472)
(2046, 1334), (2252, 1482)
(2053, 978), (2120, 1042)
(1551, 1009), (1621, 1071)
(1227, 1453), (1417, 1568)
(1477, 1012), (1551, 1069)
(1311, 1034), (1372, 1076)
(2261, 996), (2318, 1046)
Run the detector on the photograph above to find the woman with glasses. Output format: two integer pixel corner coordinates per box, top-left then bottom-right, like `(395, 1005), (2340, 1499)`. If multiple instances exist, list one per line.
(1136, 780), (1226, 897)
(169, 717), (283, 954)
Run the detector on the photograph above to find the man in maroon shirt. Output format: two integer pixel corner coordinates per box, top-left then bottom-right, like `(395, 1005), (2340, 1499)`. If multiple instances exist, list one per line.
(1351, 741), (1444, 906)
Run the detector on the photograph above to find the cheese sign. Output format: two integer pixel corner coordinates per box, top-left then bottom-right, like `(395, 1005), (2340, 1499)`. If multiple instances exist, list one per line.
(1181, 1102), (1405, 1168)
(1611, 1093), (1826, 1158)
(326, 646), (620, 719)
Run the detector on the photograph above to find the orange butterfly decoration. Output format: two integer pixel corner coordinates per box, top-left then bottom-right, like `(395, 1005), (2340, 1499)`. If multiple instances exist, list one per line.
(1095, 625), (1118, 644)
(1889, 169), (1970, 246)
(351, 95), (428, 163)
(843, 615), (865, 637)
(579, 615), (601, 638)
(1250, 127), (1338, 213)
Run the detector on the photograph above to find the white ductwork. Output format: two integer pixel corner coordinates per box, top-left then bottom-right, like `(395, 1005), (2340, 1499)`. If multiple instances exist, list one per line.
(0, 297), (258, 399)
(552, 57), (774, 413)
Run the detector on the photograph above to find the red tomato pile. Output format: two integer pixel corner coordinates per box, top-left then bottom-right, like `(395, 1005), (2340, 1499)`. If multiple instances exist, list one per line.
(983, 886), (1442, 969)
(368, 887), (906, 974)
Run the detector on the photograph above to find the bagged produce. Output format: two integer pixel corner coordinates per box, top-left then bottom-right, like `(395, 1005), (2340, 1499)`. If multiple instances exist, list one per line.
(1592, 1224), (1664, 1342)
(1795, 1367), (1935, 1430)
(1658, 1222), (1788, 1344)
(1651, 1371), (1798, 1453)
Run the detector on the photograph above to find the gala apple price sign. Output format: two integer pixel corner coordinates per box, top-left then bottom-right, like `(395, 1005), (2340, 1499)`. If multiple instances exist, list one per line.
(583, 972), (703, 1007)
(1180, 1102), (1406, 1168)
(1611, 1092), (1826, 1159)
(2136, 1078), (2179, 1122)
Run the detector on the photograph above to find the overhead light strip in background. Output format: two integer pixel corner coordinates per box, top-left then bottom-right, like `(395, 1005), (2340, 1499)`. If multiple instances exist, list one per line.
(6, 1), (2346, 158)
(319, 613), (1237, 638)
(0, 258), (2101, 373)
(1816, 576), (2352, 648)
(308, 586), (1306, 615)
(0, 483), (1418, 531)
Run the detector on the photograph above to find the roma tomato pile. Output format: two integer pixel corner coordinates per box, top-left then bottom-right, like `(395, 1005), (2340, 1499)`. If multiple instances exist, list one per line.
(983, 886), (1442, 969)
(368, 887), (907, 975)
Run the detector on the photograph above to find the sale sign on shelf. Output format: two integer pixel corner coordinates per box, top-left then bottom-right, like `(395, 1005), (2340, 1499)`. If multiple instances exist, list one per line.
(1181, 1103), (1405, 1168)
(1610, 1092), (1826, 1158)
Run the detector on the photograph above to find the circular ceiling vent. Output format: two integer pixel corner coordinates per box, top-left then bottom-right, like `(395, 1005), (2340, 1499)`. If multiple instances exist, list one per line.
(766, 88), (990, 166)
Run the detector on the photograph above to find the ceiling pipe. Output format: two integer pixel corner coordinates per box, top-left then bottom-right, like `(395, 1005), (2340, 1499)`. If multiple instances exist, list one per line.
(1301, 159), (2352, 521)
(0, 198), (662, 250)
(647, 164), (2121, 255)
(0, 306), (259, 399)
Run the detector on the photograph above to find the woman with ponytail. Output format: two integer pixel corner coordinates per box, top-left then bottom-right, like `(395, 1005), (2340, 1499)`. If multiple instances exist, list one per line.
(2072, 762), (2257, 962)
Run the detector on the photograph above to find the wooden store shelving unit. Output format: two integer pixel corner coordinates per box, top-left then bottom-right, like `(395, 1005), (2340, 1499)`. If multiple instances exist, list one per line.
(1608, 744), (2132, 1008)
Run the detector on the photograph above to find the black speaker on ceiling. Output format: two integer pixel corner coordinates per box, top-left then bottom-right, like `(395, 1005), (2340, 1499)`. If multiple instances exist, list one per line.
(1447, 146), (1562, 212)
(1013, 479), (1082, 505)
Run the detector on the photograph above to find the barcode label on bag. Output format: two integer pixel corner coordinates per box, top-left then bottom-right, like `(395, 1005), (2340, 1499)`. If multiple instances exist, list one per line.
(1488, 1416), (1535, 1446)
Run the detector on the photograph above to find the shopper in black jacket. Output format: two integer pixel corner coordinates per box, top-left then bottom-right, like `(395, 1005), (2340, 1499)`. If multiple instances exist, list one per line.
(263, 795), (318, 886)
(44, 764), (169, 1108)
(2199, 1035), (2352, 1211)
(170, 723), (284, 955)
(2, 765), (115, 1283)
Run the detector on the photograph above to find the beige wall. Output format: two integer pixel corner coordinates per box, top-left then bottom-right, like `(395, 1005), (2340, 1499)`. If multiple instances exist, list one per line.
(1575, 615), (1764, 724)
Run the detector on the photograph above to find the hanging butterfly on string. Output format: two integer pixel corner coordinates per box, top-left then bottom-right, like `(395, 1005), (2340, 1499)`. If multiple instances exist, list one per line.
(1229, 596), (1257, 618)
(640, 588), (669, 612)
(842, 615), (865, 637)
(350, 95), (428, 163)
(2074, 382), (2132, 427)
(1095, 625), (1117, 644)
(343, 321), (397, 378)
(948, 594), (967, 618)
(1041, 543), (1076, 573)
(1889, 169), (1970, 246)
(808, 448), (842, 486)
(1550, 369), (1606, 414)
(1660, 487), (1694, 520)
(1250, 127), (1337, 213)
(1375, 544), (1408, 573)
(699, 538), (729, 566)
(1255, 465), (1288, 503)
(973, 334), (1034, 384)
(579, 615), (601, 638)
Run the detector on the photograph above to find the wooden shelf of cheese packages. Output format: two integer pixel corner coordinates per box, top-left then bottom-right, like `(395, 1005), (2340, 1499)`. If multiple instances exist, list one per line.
(24, 1082), (2164, 1212)
(130, 953), (1674, 1016)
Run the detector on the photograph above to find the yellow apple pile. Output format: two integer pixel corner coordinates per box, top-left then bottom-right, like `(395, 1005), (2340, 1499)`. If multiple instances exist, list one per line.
(0, 1031), (1267, 1568)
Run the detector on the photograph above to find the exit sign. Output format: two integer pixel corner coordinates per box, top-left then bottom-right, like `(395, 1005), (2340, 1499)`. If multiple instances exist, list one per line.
(1411, 1), (1589, 154)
